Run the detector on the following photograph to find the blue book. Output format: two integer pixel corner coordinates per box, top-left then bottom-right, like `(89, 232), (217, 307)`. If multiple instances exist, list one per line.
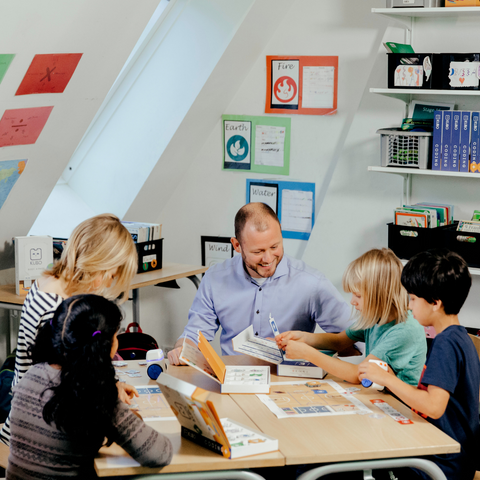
(431, 110), (443, 171)
(441, 111), (452, 171)
(450, 111), (461, 172)
(459, 111), (471, 173)
(471, 112), (480, 173)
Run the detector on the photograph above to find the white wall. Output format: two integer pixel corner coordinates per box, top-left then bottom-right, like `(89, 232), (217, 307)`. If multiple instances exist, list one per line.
(124, 0), (397, 354)
(0, 0), (161, 361)
(304, 11), (480, 331)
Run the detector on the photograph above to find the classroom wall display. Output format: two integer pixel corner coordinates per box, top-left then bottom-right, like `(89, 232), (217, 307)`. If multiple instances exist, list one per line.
(0, 54), (15, 85)
(246, 179), (315, 240)
(223, 115), (290, 175)
(0, 107), (54, 147)
(16, 53), (83, 95)
(0, 159), (27, 210)
(265, 56), (338, 116)
(201, 236), (234, 268)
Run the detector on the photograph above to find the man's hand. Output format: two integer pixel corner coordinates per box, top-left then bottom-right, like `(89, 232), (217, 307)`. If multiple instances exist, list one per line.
(276, 330), (309, 349)
(117, 382), (139, 405)
(167, 346), (188, 366)
(167, 337), (198, 366)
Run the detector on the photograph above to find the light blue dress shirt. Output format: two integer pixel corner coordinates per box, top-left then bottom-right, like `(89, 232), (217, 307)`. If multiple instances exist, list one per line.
(180, 254), (353, 355)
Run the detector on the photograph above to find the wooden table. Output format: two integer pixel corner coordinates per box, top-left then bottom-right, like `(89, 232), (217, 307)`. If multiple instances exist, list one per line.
(95, 360), (284, 478)
(95, 357), (458, 480)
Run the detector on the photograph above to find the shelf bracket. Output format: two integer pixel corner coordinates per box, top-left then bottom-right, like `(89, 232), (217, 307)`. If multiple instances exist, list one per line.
(375, 13), (413, 35)
(402, 173), (412, 206)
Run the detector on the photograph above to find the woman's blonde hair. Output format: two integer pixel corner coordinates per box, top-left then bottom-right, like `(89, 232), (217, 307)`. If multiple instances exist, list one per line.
(46, 214), (137, 303)
(342, 248), (408, 329)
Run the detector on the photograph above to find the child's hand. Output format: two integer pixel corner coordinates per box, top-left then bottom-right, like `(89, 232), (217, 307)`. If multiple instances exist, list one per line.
(276, 331), (308, 349)
(117, 382), (139, 405)
(284, 339), (313, 361)
(358, 360), (390, 385)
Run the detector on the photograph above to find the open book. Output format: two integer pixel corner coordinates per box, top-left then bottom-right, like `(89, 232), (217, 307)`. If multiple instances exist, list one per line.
(157, 373), (278, 458)
(232, 324), (335, 379)
(179, 332), (270, 393)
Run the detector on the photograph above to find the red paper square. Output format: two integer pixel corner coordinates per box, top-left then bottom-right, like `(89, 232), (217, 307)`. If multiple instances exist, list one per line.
(16, 53), (82, 95)
(0, 107), (54, 147)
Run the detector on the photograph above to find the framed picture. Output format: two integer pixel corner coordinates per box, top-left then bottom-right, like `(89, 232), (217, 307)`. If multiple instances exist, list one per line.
(201, 236), (234, 268)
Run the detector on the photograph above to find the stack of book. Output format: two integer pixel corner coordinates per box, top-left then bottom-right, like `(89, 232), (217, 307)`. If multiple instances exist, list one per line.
(394, 202), (454, 228)
(432, 110), (480, 173)
(121, 221), (162, 243)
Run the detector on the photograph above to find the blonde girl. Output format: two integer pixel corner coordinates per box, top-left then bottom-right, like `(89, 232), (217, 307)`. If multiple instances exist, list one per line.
(0, 213), (138, 446)
(276, 248), (427, 385)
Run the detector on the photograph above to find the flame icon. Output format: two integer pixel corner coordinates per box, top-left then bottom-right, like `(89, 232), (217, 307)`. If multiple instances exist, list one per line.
(276, 79), (294, 100)
(230, 140), (245, 157)
(273, 76), (298, 104)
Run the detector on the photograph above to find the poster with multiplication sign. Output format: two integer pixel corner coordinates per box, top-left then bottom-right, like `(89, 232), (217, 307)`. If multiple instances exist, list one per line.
(266, 56), (338, 116)
(223, 115), (290, 175)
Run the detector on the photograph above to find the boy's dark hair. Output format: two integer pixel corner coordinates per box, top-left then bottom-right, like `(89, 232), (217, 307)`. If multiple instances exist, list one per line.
(401, 249), (471, 315)
(31, 294), (123, 444)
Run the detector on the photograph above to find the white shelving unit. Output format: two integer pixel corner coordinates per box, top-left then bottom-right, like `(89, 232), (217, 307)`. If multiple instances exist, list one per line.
(370, 6), (480, 275)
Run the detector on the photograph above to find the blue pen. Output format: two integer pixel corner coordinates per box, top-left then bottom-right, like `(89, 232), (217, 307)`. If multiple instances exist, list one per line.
(269, 313), (285, 356)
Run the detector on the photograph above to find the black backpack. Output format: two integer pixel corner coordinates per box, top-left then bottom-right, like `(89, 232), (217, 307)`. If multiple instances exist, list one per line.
(116, 323), (159, 360)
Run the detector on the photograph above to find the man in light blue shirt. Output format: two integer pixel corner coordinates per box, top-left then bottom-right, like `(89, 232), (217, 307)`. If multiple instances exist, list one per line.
(168, 203), (353, 364)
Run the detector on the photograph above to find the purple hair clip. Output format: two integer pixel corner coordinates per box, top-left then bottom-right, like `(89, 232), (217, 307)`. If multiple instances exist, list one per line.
(92, 331), (101, 337)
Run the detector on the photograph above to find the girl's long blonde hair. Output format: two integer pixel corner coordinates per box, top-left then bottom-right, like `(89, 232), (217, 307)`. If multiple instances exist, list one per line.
(342, 248), (408, 330)
(45, 213), (137, 303)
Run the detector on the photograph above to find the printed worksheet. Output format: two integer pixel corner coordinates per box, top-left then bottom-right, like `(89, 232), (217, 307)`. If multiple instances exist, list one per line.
(281, 189), (313, 233)
(129, 385), (175, 421)
(302, 66), (334, 109)
(257, 380), (371, 419)
(254, 125), (286, 167)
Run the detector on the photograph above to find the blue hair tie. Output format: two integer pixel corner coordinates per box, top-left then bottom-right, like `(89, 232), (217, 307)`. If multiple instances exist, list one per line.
(92, 331), (101, 337)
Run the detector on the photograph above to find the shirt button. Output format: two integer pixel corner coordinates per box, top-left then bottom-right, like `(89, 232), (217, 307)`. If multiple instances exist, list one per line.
(259, 288), (262, 291)
(256, 310), (259, 314)
(255, 332), (258, 336)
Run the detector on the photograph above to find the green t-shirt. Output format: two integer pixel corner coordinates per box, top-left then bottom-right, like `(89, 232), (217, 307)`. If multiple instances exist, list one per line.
(345, 311), (427, 386)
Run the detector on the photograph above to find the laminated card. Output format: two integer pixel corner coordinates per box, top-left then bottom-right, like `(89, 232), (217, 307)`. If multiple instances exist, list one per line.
(179, 332), (270, 394)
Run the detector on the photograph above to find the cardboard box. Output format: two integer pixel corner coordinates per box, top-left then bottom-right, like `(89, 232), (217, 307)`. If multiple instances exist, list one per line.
(277, 359), (328, 379)
(445, 0), (477, 6)
(180, 333), (270, 394)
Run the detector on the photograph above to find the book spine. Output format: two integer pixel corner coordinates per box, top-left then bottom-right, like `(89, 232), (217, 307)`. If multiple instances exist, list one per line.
(450, 111), (461, 172)
(460, 111), (471, 173)
(181, 426), (227, 457)
(441, 111), (452, 171)
(471, 112), (480, 173)
(431, 110), (443, 171)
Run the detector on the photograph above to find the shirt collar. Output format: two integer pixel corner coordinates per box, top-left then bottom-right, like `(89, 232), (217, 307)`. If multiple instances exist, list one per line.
(240, 254), (289, 283)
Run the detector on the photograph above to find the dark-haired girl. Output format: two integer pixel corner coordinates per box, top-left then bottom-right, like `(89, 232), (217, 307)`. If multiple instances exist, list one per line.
(7, 294), (172, 479)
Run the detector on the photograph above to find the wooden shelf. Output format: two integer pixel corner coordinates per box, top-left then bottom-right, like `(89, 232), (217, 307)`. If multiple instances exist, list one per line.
(368, 166), (480, 179)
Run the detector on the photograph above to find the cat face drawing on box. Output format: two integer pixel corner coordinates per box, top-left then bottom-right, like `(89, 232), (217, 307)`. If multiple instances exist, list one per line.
(30, 248), (42, 261)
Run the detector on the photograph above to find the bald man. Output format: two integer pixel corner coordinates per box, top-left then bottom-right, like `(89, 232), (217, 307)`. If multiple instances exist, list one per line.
(168, 203), (354, 365)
